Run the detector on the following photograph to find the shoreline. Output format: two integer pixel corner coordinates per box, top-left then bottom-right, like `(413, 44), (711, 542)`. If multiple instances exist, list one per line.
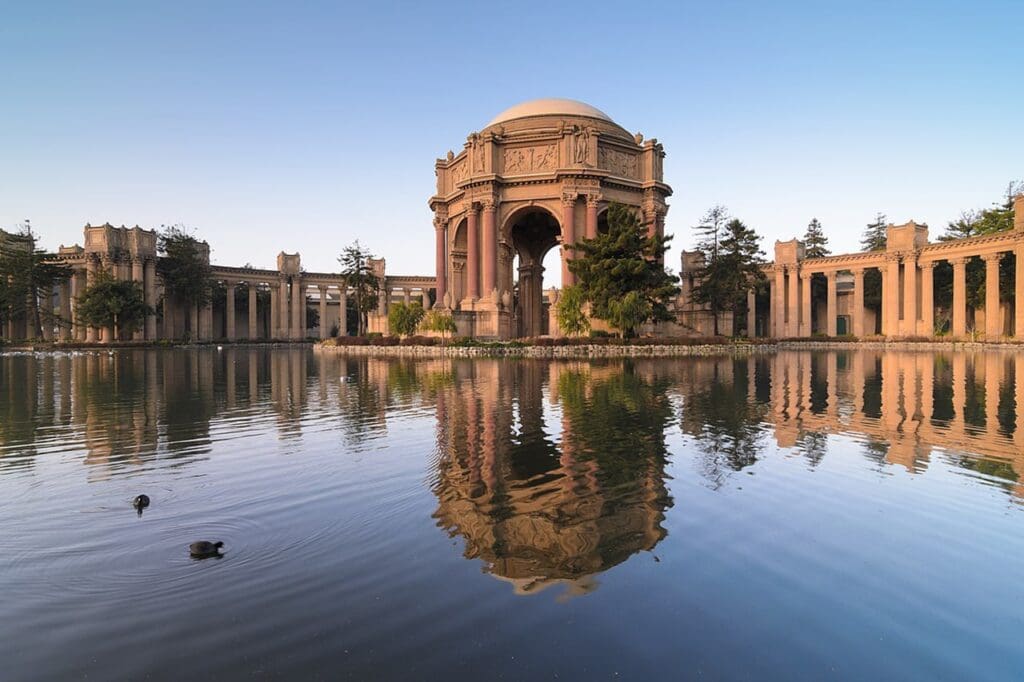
(4, 338), (1023, 357)
(313, 338), (1024, 358)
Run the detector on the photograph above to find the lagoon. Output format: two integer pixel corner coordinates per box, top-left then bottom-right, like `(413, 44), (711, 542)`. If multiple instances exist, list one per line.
(1, 347), (1022, 681)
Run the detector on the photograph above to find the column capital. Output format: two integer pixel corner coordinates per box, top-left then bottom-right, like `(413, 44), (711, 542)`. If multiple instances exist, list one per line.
(950, 256), (969, 266)
(851, 267), (865, 276)
(585, 193), (602, 208)
(433, 217), (448, 231)
(919, 260), (936, 270)
(981, 251), (1003, 263)
(799, 271), (812, 281)
(825, 270), (837, 280)
(318, 284), (328, 293)
(561, 192), (578, 207)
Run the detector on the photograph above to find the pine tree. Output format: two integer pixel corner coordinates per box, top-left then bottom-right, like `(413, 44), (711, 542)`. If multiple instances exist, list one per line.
(338, 241), (380, 337)
(861, 213), (888, 251)
(691, 218), (766, 336)
(695, 205), (730, 260)
(568, 203), (679, 337)
(0, 222), (71, 338)
(802, 218), (830, 258)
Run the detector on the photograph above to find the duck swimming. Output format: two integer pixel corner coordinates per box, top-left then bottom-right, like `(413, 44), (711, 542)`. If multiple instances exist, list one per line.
(189, 541), (224, 558)
(132, 494), (150, 510)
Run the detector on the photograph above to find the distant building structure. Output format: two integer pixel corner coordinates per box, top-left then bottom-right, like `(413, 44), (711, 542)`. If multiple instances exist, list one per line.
(429, 98), (671, 339)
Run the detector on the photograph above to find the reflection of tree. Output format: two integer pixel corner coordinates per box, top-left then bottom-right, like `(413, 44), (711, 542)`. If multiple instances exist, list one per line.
(432, 360), (673, 597)
(680, 359), (768, 487)
(799, 431), (829, 467)
(0, 354), (43, 469)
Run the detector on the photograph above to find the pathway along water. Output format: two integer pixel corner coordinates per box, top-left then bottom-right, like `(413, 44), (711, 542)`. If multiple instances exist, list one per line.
(0, 347), (1022, 680)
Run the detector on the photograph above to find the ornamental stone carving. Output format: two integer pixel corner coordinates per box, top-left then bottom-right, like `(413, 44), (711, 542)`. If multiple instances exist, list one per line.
(598, 146), (638, 179)
(450, 159), (468, 185)
(503, 144), (558, 174)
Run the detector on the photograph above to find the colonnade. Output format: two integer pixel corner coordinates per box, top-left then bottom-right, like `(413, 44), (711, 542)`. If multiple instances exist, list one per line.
(759, 214), (1024, 339)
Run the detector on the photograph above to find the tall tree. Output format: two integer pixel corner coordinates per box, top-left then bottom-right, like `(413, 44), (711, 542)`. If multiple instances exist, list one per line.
(157, 224), (213, 324)
(691, 218), (766, 336)
(0, 222), (71, 338)
(802, 218), (830, 258)
(75, 270), (151, 341)
(861, 212), (888, 251)
(338, 241), (380, 336)
(568, 203), (679, 338)
(695, 205), (730, 261)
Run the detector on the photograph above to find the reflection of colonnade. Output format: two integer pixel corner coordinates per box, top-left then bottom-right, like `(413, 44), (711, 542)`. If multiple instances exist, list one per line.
(760, 350), (1024, 495)
(0, 349), (317, 476)
(757, 200), (1024, 339)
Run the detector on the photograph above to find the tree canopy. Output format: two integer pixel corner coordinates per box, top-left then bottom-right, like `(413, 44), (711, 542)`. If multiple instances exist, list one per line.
(567, 203), (679, 337)
(0, 222), (71, 338)
(157, 224), (212, 308)
(861, 213), (888, 251)
(691, 216), (766, 336)
(388, 301), (424, 338)
(338, 241), (380, 337)
(75, 270), (151, 340)
(555, 285), (590, 337)
(802, 218), (830, 259)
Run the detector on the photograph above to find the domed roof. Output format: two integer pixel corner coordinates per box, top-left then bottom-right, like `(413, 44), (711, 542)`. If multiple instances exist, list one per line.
(487, 98), (614, 127)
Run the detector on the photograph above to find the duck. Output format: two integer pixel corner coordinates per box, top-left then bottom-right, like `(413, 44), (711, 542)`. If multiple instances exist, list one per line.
(132, 494), (150, 510)
(189, 541), (224, 558)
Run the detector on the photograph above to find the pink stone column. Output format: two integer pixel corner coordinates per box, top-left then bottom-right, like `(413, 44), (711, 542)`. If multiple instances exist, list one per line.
(851, 268), (865, 337)
(1016, 245), (1024, 338)
(318, 285), (328, 340)
(248, 285), (258, 339)
(799, 271), (811, 337)
(291, 277), (303, 340)
(585, 195), (599, 240)
(920, 261), (935, 337)
(561, 195), (576, 287)
(144, 260), (157, 340)
(786, 266), (799, 337)
(226, 283), (236, 341)
(481, 201), (497, 297)
(434, 220), (447, 307)
(983, 252), (1002, 339)
(466, 204), (479, 300)
(952, 257), (967, 337)
(902, 255), (917, 337)
(826, 271), (838, 336)
(773, 266), (785, 337)
(746, 288), (756, 337)
(885, 256), (900, 336)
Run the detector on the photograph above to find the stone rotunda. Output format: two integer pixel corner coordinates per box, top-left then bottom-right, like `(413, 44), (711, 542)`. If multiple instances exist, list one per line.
(429, 98), (672, 339)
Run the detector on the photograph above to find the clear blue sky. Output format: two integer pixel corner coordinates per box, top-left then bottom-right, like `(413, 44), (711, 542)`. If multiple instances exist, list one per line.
(2, 1), (1021, 281)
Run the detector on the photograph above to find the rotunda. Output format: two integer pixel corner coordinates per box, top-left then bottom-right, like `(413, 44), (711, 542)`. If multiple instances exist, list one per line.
(429, 98), (672, 339)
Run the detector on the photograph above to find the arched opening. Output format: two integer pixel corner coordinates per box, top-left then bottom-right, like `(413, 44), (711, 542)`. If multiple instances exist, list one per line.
(507, 208), (561, 338)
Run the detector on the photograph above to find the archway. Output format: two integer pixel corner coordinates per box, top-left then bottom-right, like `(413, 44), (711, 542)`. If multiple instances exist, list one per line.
(508, 208), (561, 337)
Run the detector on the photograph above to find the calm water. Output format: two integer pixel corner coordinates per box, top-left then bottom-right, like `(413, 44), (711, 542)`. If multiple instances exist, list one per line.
(1, 348), (1023, 681)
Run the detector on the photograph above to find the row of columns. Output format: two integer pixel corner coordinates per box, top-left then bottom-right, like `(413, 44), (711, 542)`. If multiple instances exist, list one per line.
(762, 244), (1024, 339)
(432, 194), (602, 309)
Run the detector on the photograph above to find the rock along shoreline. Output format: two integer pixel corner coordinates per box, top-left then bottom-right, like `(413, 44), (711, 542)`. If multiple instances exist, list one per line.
(313, 339), (1024, 358)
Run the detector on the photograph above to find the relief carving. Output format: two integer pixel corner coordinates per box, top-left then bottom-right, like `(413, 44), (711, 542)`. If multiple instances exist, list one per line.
(598, 146), (638, 179)
(450, 159), (468, 185)
(503, 144), (557, 174)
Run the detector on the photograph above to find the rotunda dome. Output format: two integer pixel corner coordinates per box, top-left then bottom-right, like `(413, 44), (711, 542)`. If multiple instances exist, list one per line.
(486, 98), (614, 127)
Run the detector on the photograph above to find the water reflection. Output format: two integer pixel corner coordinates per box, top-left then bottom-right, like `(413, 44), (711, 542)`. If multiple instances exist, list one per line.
(2, 347), (1023, 586)
(430, 361), (674, 596)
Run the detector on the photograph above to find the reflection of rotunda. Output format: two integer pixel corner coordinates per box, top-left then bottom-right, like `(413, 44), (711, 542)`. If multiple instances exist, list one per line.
(429, 98), (672, 339)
